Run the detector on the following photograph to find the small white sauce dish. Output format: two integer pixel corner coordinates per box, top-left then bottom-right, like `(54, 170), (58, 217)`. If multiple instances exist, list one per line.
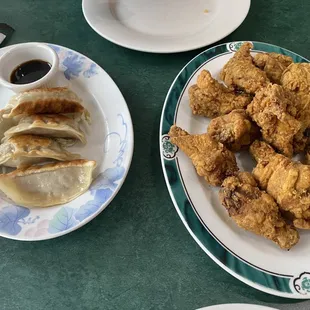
(0, 42), (59, 93)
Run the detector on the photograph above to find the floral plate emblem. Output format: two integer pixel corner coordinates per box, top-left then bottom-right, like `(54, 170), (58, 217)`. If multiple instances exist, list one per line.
(293, 272), (310, 295)
(162, 135), (178, 160)
(226, 41), (253, 52)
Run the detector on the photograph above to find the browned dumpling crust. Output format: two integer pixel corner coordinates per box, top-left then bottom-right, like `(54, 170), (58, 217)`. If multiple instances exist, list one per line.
(3, 114), (86, 145)
(0, 134), (80, 167)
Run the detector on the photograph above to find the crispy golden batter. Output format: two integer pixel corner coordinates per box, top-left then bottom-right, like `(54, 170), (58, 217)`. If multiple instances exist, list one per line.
(168, 125), (238, 186)
(250, 140), (310, 229)
(281, 63), (310, 150)
(281, 63), (310, 93)
(306, 147), (310, 165)
(219, 172), (299, 249)
(254, 52), (293, 84)
(189, 70), (251, 118)
(247, 84), (301, 157)
(220, 42), (270, 94)
(207, 109), (260, 151)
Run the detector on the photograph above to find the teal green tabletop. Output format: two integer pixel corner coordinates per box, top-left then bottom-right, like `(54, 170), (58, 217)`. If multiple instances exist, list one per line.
(1, 1), (310, 309)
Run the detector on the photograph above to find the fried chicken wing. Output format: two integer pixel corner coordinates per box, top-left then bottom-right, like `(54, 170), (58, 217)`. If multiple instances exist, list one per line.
(168, 125), (238, 186)
(220, 42), (270, 94)
(250, 140), (310, 229)
(281, 63), (310, 93)
(207, 109), (260, 151)
(219, 172), (299, 249)
(247, 84), (301, 157)
(254, 52), (293, 84)
(281, 63), (310, 150)
(189, 70), (251, 118)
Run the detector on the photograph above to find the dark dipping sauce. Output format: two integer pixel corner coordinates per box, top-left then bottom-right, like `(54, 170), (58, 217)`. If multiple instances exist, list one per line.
(10, 59), (51, 84)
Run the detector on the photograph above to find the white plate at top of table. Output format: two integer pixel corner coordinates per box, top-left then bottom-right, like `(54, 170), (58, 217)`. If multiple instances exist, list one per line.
(197, 304), (278, 310)
(0, 43), (133, 241)
(160, 41), (310, 298)
(82, 0), (251, 53)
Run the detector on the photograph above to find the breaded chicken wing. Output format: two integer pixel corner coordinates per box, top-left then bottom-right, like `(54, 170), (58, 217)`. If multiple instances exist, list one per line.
(219, 172), (299, 249)
(189, 70), (251, 118)
(168, 125), (238, 186)
(281, 63), (310, 93)
(220, 42), (270, 94)
(250, 140), (310, 229)
(247, 84), (301, 157)
(207, 109), (260, 151)
(281, 63), (310, 150)
(254, 52), (293, 84)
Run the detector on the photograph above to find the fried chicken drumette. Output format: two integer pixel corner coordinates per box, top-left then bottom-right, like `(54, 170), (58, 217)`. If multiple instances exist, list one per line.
(247, 84), (301, 157)
(281, 63), (310, 93)
(250, 140), (310, 229)
(207, 109), (260, 152)
(219, 172), (299, 249)
(281, 63), (310, 151)
(220, 42), (270, 94)
(189, 70), (251, 118)
(168, 125), (238, 186)
(253, 52), (293, 84)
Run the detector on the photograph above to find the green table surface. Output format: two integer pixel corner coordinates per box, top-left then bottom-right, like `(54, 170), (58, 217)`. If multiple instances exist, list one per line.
(1, 1), (310, 309)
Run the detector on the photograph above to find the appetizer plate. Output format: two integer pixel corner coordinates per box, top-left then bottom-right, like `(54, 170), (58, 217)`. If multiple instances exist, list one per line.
(159, 41), (310, 298)
(0, 43), (133, 241)
(197, 305), (278, 310)
(82, 0), (251, 53)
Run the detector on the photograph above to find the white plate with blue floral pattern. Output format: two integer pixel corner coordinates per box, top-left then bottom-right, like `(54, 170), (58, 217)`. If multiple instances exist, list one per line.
(0, 43), (134, 241)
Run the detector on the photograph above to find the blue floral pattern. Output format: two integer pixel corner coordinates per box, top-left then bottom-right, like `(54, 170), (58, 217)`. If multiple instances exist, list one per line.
(75, 200), (103, 223)
(83, 63), (98, 79)
(0, 205), (38, 236)
(48, 207), (78, 234)
(49, 44), (99, 80)
(91, 167), (125, 191)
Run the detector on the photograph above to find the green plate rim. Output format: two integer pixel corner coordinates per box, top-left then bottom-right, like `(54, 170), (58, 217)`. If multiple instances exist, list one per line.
(159, 41), (310, 299)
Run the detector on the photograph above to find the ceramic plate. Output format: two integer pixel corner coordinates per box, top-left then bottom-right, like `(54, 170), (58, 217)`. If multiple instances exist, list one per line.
(159, 41), (310, 298)
(0, 43), (133, 241)
(82, 0), (251, 53)
(197, 305), (278, 310)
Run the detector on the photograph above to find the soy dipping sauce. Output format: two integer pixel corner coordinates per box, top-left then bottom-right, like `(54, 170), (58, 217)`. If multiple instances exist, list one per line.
(10, 59), (51, 84)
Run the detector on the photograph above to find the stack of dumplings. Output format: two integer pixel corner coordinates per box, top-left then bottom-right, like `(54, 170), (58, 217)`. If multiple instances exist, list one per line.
(0, 87), (96, 207)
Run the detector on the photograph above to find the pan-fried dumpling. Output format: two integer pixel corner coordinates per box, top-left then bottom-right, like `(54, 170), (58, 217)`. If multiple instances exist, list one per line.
(3, 87), (90, 122)
(0, 109), (17, 140)
(2, 114), (87, 144)
(0, 135), (80, 167)
(0, 159), (96, 207)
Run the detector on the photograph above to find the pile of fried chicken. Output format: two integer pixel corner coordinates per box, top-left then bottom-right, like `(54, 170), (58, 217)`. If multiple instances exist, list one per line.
(169, 42), (310, 250)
